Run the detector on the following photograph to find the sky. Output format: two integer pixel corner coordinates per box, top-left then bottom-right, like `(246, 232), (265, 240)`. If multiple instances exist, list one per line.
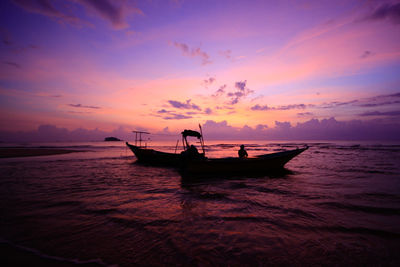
(0, 0), (400, 141)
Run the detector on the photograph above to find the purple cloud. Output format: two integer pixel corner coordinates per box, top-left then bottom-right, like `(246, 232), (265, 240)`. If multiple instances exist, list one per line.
(77, 0), (143, 29)
(251, 92), (400, 117)
(227, 80), (253, 104)
(361, 50), (373, 59)
(0, 124), (146, 142)
(168, 99), (201, 110)
(319, 100), (358, 109)
(0, 27), (12, 45)
(203, 77), (216, 87)
(297, 112), (314, 117)
(68, 103), (101, 109)
(173, 42), (212, 65)
(163, 114), (192, 120)
(2, 61), (21, 68)
(363, 3), (400, 24)
(359, 100), (400, 107)
(204, 108), (212, 114)
(219, 49), (232, 60)
(359, 110), (400, 117)
(251, 104), (271, 111)
(201, 118), (400, 141)
(251, 103), (310, 111)
(212, 84), (226, 97)
(12, 0), (142, 29)
(12, 0), (84, 26)
(1, 117), (400, 142)
(157, 109), (169, 114)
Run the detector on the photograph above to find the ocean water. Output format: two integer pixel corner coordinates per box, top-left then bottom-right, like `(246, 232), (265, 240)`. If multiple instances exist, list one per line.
(0, 141), (400, 266)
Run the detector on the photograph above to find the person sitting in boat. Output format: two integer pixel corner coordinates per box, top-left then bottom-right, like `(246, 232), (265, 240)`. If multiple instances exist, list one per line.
(188, 145), (199, 156)
(238, 145), (248, 158)
(182, 144), (201, 159)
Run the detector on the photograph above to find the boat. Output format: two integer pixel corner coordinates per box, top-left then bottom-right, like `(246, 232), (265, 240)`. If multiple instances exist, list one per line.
(126, 126), (308, 174)
(126, 142), (182, 166)
(181, 146), (308, 174)
(126, 127), (206, 166)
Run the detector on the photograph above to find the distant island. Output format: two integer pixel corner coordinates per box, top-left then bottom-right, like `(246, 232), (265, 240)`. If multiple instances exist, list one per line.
(104, 137), (121, 141)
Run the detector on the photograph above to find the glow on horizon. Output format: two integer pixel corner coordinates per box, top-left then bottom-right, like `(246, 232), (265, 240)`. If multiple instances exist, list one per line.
(0, 0), (400, 135)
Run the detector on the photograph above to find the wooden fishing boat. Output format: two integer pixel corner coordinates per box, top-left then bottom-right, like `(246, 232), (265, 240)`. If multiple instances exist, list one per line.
(125, 142), (181, 166)
(126, 127), (308, 174)
(181, 146), (308, 174)
(126, 127), (206, 166)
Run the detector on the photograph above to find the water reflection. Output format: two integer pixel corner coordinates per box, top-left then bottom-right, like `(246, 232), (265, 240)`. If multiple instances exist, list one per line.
(0, 141), (399, 266)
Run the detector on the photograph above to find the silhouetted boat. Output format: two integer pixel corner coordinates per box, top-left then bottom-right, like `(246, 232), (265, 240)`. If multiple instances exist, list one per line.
(126, 127), (308, 173)
(181, 146), (308, 174)
(125, 142), (182, 166)
(126, 127), (205, 166)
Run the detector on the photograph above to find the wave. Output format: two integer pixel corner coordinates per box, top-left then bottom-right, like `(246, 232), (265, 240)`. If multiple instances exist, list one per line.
(0, 238), (114, 267)
(316, 226), (400, 238)
(317, 201), (400, 215)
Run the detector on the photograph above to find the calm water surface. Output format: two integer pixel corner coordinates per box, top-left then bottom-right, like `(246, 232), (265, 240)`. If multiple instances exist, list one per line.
(1, 141), (399, 266)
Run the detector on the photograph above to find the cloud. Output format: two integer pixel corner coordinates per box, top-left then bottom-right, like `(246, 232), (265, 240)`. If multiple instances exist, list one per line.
(12, 0), (84, 26)
(68, 103), (101, 109)
(0, 124), (145, 142)
(0, 27), (12, 45)
(297, 112), (314, 117)
(77, 0), (143, 29)
(219, 49), (232, 60)
(361, 50), (373, 59)
(203, 76), (215, 87)
(173, 42), (212, 65)
(1, 117), (400, 142)
(157, 109), (169, 114)
(12, 0), (142, 29)
(363, 3), (400, 24)
(155, 108), (199, 120)
(251, 103), (310, 111)
(251, 104), (271, 111)
(2, 61), (21, 68)
(201, 118), (400, 141)
(250, 92), (400, 117)
(227, 80), (253, 104)
(212, 84), (226, 97)
(318, 100), (359, 109)
(359, 110), (400, 117)
(168, 99), (201, 110)
(163, 114), (192, 120)
(358, 100), (400, 107)
(67, 110), (92, 114)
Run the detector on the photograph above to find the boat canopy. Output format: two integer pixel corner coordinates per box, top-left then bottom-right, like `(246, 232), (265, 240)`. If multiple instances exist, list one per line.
(181, 129), (201, 139)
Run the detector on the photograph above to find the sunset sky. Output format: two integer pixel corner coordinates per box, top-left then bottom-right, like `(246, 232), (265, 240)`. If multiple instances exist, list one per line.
(1, 0), (400, 140)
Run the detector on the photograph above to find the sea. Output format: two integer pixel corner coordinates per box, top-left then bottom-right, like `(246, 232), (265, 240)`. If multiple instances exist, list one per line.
(0, 140), (399, 266)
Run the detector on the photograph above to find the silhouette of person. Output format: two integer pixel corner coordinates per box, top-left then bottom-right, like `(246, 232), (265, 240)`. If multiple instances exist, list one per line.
(189, 145), (199, 155)
(238, 145), (248, 158)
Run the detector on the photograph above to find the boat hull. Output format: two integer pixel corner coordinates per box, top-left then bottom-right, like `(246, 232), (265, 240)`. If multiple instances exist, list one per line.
(126, 142), (181, 166)
(182, 147), (308, 174)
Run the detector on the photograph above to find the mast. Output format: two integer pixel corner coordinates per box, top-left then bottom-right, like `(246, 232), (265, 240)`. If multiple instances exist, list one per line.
(199, 124), (205, 156)
(132, 130), (150, 147)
